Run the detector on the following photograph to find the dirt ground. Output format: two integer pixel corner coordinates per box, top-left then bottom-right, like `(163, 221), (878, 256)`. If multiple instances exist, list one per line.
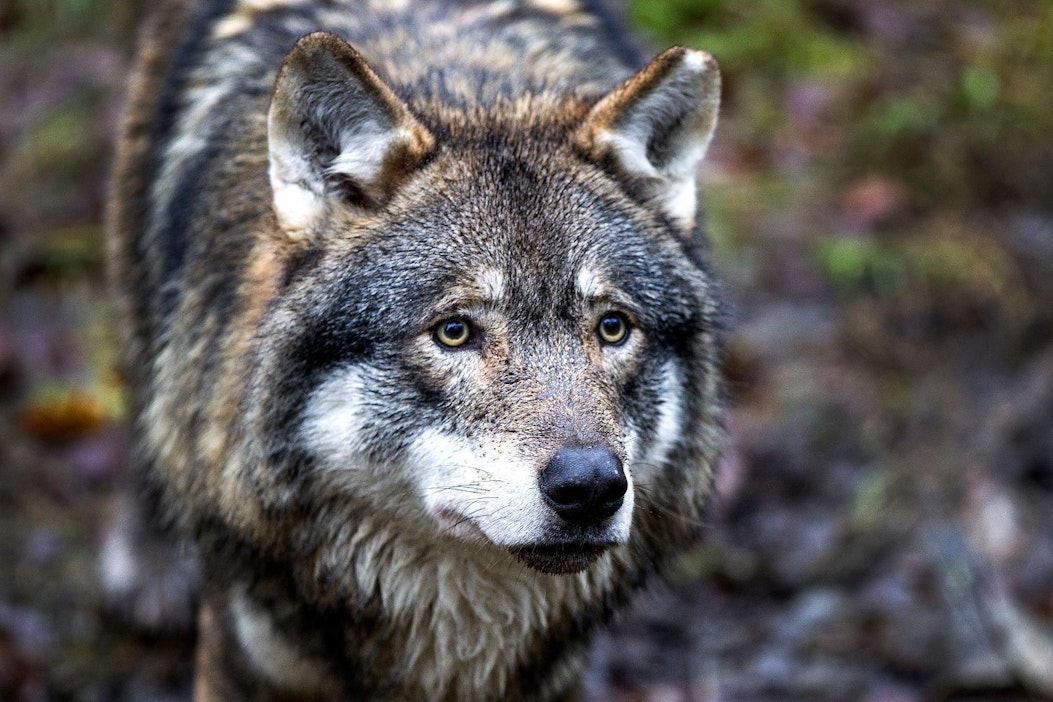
(2, 1), (1052, 700)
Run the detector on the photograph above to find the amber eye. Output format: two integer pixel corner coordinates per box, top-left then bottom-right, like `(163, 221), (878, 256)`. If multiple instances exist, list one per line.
(434, 317), (472, 348)
(597, 312), (630, 345)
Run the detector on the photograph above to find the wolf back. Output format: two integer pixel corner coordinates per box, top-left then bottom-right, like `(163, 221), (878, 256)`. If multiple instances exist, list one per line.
(107, 0), (724, 699)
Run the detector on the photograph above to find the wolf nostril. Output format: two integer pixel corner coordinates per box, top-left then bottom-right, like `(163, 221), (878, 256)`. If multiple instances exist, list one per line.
(540, 446), (627, 526)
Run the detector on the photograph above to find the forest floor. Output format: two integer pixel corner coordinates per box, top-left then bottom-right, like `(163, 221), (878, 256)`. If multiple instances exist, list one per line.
(2, 1), (1052, 700)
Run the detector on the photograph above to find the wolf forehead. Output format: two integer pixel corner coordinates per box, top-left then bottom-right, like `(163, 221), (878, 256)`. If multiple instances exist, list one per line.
(280, 159), (710, 349)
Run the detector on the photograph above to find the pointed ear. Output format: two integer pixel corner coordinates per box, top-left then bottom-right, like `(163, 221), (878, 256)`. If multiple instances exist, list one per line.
(574, 47), (720, 232)
(268, 32), (435, 238)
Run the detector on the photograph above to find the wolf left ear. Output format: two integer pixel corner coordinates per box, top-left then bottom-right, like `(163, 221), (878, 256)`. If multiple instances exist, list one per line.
(268, 32), (435, 239)
(574, 47), (720, 233)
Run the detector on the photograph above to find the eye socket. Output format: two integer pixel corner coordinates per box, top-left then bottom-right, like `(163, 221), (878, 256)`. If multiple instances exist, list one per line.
(434, 317), (473, 348)
(597, 312), (630, 346)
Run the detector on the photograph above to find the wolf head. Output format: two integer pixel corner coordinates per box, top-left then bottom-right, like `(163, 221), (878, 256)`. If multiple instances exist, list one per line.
(250, 33), (721, 575)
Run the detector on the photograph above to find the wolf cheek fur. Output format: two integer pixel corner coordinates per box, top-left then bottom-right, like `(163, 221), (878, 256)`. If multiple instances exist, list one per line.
(108, 1), (723, 699)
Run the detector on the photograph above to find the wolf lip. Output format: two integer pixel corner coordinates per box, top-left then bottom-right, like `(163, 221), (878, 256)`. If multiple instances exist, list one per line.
(509, 542), (612, 575)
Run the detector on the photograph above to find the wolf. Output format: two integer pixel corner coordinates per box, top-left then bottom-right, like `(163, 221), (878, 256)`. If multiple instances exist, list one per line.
(104, 0), (724, 698)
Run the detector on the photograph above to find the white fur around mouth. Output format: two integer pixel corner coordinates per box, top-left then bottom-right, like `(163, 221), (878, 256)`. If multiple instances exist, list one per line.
(435, 504), (615, 574)
(434, 507), (493, 547)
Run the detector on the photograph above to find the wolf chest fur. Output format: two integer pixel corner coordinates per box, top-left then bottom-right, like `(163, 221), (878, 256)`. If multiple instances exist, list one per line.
(107, 0), (724, 698)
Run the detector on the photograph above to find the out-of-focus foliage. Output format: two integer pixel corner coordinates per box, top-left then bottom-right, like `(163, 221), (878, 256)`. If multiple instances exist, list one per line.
(0, 0), (140, 47)
(0, 0), (140, 238)
(631, 0), (1053, 207)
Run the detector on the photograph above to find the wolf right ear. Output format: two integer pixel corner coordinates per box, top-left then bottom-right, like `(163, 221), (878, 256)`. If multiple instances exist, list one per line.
(574, 47), (720, 234)
(268, 32), (435, 239)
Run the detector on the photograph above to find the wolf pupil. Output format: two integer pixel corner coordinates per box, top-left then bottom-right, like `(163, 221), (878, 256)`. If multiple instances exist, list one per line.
(435, 318), (471, 348)
(598, 313), (628, 345)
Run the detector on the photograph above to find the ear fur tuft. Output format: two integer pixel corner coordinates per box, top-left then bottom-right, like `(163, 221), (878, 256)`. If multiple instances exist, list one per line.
(268, 32), (434, 239)
(574, 47), (721, 232)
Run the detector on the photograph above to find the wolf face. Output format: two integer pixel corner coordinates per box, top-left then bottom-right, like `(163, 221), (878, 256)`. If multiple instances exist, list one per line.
(247, 34), (720, 576)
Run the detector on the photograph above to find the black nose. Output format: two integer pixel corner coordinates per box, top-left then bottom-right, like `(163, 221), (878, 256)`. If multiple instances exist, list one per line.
(540, 446), (627, 526)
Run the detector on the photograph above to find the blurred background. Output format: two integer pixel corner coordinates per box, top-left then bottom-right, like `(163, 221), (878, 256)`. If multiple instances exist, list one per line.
(1, 0), (1052, 699)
